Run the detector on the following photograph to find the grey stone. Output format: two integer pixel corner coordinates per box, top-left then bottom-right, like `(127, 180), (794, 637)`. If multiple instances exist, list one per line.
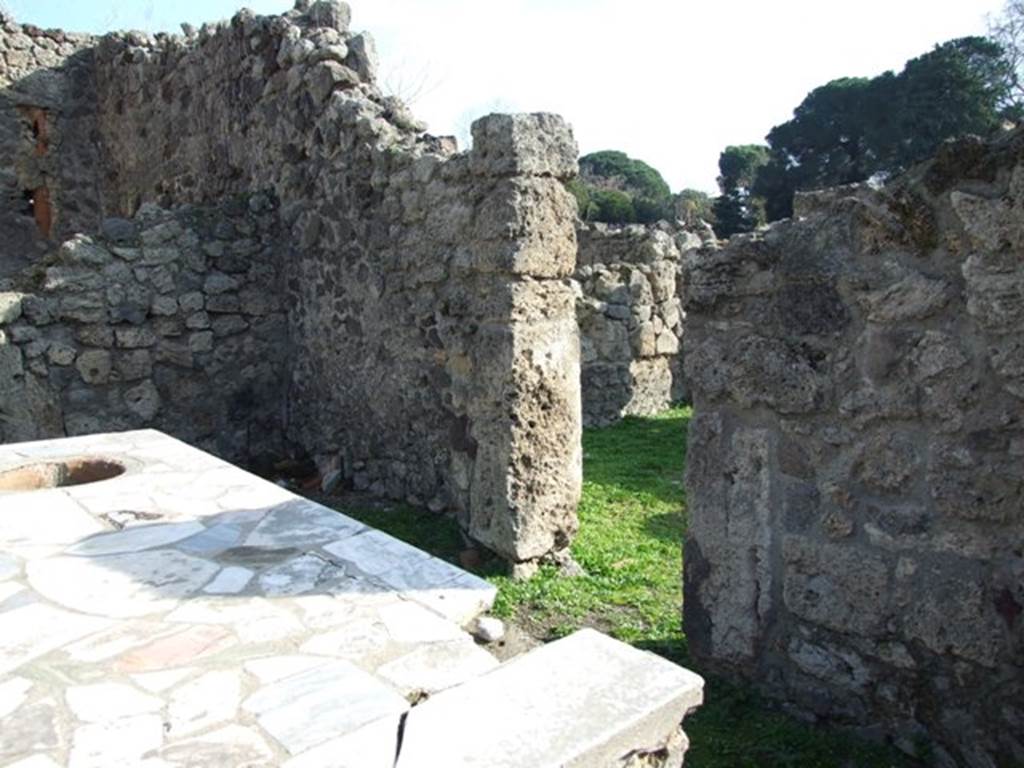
(472, 616), (505, 643)
(101, 217), (139, 243)
(307, 1), (351, 31)
(345, 32), (377, 81)
(116, 349), (152, 380)
(0, 292), (24, 325)
(205, 293), (240, 313)
(151, 295), (178, 316)
(60, 236), (113, 267)
(309, 61), (359, 104)
(211, 314), (248, 337)
(76, 325), (115, 348)
(115, 327), (156, 349)
(862, 272), (950, 323)
(186, 311), (211, 330)
(76, 349), (112, 384)
(46, 343), (76, 366)
(179, 291), (204, 312)
(189, 331), (214, 353)
(124, 380), (160, 420)
(204, 272), (240, 295)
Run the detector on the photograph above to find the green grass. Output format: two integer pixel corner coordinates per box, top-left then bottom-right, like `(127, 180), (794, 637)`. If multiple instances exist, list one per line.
(488, 408), (687, 653)
(327, 407), (914, 768)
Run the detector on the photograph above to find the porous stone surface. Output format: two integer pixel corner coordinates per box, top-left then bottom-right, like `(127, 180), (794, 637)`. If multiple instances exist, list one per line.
(0, 3), (583, 564)
(575, 222), (695, 426)
(683, 130), (1024, 768)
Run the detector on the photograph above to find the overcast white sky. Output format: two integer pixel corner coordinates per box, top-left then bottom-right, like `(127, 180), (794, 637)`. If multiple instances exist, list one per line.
(8, 0), (1005, 192)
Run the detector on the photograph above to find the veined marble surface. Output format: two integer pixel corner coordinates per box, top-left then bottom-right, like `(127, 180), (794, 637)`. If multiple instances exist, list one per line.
(0, 429), (498, 767)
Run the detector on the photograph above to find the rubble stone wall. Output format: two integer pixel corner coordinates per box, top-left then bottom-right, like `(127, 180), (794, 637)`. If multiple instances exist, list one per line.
(0, 4), (583, 564)
(574, 222), (693, 426)
(0, 197), (288, 463)
(683, 132), (1024, 767)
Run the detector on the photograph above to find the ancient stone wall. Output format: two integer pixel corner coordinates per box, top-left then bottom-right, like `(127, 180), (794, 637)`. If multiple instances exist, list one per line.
(0, 18), (100, 279)
(683, 131), (1024, 766)
(574, 222), (693, 426)
(0, 3), (583, 565)
(0, 196), (288, 463)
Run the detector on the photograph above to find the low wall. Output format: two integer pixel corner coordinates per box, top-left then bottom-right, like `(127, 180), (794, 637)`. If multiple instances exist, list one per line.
(683, 131), (1024, 766)
(0, 3), (582, 565)
(575, 222), (694, 426)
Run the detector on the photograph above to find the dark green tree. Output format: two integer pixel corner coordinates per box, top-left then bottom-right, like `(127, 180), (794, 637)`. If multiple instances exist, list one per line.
(578, 150), (672, 201)
(898, 37), (1021, 159)
(566, 179), (597, 220)
(589, 189), (638, 224)
(712, 145), (768, 238)
(753, 36), (1019, 220)
(576, 150), (673, 224)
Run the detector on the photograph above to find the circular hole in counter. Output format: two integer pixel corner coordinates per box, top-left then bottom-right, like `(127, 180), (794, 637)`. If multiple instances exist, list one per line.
(0, 458), (126, 492)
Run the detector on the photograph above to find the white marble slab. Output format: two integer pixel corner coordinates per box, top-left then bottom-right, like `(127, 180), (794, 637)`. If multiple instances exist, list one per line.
(0, 429), (500, 767)
(243, 660), (409, 755)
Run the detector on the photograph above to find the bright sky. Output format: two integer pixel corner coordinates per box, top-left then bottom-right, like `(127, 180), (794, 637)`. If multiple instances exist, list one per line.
(7, 0), (1004, 193)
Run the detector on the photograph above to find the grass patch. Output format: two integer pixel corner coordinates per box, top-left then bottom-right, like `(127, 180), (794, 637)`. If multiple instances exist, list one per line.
(325, 407), (913, 768)
(489, 408), (686, 652)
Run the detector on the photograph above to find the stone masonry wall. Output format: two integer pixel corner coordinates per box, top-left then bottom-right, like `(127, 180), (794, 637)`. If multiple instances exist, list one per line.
(285, 115), (583, 562)
(575, 222), (694, 426)
(683, 131), (1024, 766)
(0, 18), (100, 279)
(0, 2), (583, 565)
(0, 196), (288, 464)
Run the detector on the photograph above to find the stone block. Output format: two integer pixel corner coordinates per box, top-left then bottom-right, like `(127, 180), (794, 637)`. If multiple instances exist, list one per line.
(854, 432), (919, 492)
(685, 420), (774, 662)
(471, 178), (577, 278)
(204, 272), (240, 295)
(466, 285), (581, 562)
(309, 61), (359, 104)
(397, 629), (703, 768)
(860, 272), (951, 323)
(115, 327), (156, 349)
(899, 561), (1007, 668)
(782, 536), (890, 635)
(306, 0), (351, 31)
(470, 113), (578, 180)
(345, 32), (377, 81)
(124, 380), (160, 420)
(116, 350), (153, 381)
(76, 350), (112, 384)
(0, 292), (24, 325)
(962, 253), (1024, 333)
